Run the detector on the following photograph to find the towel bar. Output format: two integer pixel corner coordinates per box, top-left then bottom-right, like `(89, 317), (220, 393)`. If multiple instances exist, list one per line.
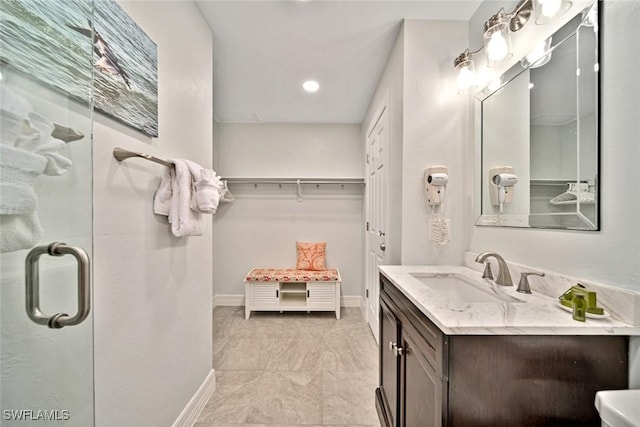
(112, 147), (173, 168)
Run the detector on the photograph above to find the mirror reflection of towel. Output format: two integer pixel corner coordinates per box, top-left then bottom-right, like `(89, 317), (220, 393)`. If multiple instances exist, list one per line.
(0, 145), (47, 252)
(0, 84), (76, 252)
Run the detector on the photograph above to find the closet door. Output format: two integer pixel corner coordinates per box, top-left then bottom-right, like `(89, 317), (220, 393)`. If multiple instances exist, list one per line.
(365, 97), (389, 344)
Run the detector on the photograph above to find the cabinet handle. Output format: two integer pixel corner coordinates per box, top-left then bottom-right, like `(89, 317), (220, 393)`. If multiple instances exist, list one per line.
(307, 289), (310, 298)
(276, 290), (279, 298)
(388, 341), (404, 357)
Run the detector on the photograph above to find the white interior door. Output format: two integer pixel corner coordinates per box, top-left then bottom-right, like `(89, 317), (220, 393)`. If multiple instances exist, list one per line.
(365, 100), (388, 344)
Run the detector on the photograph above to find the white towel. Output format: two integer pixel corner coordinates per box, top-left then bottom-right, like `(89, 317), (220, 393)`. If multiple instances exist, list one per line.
(153, 166), (173, 216)
(16, 112), (73, 176)
(0, 144), (48, 252)
(0, 214), (43, 253)
(168, 159), (204, 237)
(0, 145), (47, 215)
(184, 160), (223, 214)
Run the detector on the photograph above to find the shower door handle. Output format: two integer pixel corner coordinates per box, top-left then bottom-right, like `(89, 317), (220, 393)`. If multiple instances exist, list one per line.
(25, 242), (91, 329)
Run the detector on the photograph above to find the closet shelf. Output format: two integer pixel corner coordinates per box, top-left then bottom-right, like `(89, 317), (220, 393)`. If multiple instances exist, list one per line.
(222, 177), (364, 185)
(530, 179), (590, 186)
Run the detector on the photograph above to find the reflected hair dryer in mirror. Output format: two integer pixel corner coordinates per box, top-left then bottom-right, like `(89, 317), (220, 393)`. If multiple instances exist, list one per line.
(492, 173), (518, 213)
(488, 166), (518, 214)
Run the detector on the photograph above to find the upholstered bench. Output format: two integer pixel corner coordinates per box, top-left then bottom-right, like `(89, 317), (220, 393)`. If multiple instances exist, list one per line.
(244, 268), (341, 319)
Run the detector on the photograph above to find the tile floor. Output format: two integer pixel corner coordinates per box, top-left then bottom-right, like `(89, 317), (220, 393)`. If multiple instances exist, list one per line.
(195, 307), (381, 427)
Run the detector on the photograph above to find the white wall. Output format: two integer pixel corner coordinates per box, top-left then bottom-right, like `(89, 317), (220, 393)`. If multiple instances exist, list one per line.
(212, 123), (363, 300)
(467, 0), (640, 385)
(361, 25), (404, 267)
(361, 20), (469, 269)
(93, 2), (214, 426)
(400, 20), (469, 266)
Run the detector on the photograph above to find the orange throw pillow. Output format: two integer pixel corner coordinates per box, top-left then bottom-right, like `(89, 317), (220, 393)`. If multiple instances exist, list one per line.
(296, 242), (327, 271)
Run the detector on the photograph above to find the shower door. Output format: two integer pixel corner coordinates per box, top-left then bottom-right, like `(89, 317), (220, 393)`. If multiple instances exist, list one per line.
(0, 1), (95, 425)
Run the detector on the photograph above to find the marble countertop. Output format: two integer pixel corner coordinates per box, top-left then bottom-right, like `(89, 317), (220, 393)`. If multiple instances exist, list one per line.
(379, 265), (640, 335)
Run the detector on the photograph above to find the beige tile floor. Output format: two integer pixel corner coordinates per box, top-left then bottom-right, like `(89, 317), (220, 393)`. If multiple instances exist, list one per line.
(195, 307), (381, 427)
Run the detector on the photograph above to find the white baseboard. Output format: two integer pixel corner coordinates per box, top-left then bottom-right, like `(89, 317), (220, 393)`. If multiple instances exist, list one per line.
(359, 296), (367, 319)
(172, 369), (216, 427)
(341, 295), (361, 307)
(213, 294), (361, 308)
(214, 294), (245, 307)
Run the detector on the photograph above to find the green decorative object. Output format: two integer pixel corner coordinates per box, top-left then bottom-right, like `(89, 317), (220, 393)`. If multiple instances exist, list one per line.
(559, 284), (605, 317)
(572, 294), (587, 322)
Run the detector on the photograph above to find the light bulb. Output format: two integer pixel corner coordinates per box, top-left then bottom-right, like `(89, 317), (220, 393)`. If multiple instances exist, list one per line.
(522, 37), (552, 68)
(487, 32), (509, 62)
(302, 80), (319, 92)
(527, 41), (547, 64)
(540, 0), (562, 17)
(488, 77), (502, 92)
(457, 65), (475, 91)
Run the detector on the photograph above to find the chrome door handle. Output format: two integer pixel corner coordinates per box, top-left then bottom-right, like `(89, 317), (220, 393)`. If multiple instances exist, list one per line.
(380, 243), (386, 251)
(25, 242), (91, 329)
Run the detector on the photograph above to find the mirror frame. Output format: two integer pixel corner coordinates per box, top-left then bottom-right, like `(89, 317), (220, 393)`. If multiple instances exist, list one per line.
(474, 1), (600, 231)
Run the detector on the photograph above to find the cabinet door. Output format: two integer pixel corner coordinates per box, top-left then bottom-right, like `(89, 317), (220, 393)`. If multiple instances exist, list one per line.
(306, 283), (335, 309)
(379, 298), (400, 427)
(250, 283), (280, 308)
(401, 328), (444, 427)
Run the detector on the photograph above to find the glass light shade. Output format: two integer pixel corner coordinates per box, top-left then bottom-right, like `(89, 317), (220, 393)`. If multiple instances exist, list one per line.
(455, 55), (476, 93)
(487, 76), (503, 92)
(521, 37), (553, 68)
(533, 0), (572, 25)
(484, 16), (512, 67)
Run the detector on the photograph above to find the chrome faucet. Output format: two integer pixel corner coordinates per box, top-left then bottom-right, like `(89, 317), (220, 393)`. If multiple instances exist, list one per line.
(475, 252), (513, 286)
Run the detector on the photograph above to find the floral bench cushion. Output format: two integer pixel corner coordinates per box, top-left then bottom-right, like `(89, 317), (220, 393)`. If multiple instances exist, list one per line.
(245, 268), (340, 282)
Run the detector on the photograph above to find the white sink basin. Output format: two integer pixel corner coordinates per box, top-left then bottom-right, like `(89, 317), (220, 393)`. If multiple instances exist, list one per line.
(410, 273), (522, 304)
(595, 390), (640, 427)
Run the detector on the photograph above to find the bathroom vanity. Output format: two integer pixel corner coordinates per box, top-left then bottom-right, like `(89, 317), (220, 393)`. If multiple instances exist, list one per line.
(376, 265), (639, 427)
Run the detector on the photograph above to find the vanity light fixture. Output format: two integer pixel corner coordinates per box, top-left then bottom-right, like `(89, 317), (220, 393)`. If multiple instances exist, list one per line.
(484, 9), (513, 67)
(454, 0), (535, 90)
(533, 0), (572, 25)
(454, 50), (478, 92)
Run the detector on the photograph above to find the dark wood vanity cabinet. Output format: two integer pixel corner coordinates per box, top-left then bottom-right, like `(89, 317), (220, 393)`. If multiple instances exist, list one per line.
(375, 274), (629, 427)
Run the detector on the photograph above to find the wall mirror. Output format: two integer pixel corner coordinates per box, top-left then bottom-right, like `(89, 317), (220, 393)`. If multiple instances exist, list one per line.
(475, 2), (599, 230)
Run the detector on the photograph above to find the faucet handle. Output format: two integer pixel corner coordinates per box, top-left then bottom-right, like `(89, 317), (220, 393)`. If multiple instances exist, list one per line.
(517, 272), (545, 294)
(481, 262), (494, 280)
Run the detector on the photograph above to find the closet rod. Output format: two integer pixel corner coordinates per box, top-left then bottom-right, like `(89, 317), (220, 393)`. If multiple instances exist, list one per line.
(112, 148), (365, 185)
(222, 177), (365, 185)
(112, 147), (173, 168)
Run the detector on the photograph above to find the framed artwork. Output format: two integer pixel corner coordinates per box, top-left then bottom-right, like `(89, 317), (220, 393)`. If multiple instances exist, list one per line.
(0, 0), (158, 137)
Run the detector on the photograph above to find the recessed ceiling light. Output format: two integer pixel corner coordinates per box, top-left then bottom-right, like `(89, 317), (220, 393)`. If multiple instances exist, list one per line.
(302, 80), (319, 93)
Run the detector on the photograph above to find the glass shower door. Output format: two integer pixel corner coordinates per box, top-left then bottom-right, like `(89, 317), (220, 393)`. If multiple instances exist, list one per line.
(0, 0), (95, 425)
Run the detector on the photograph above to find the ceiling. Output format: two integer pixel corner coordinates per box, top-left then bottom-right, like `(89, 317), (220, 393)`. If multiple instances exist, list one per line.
(195, 1), (482, 124)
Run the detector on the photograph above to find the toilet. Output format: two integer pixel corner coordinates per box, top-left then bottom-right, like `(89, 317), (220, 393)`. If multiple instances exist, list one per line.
(595, 390), (640, 427)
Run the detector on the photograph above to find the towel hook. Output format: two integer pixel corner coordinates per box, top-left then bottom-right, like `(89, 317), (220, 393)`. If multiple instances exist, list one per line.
(296, 179), (303, 202)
